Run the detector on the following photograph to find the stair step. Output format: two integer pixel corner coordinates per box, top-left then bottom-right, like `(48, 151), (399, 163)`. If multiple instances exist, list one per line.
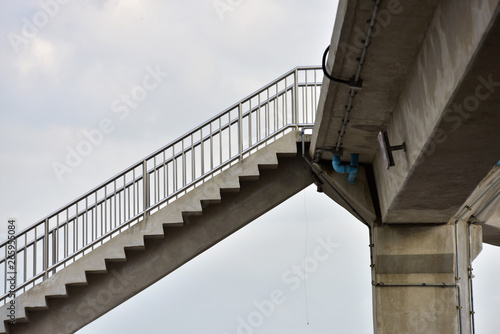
(0, 130), (305, 334)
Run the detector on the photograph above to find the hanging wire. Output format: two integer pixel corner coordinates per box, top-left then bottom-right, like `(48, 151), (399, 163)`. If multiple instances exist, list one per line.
(303, 190), (310, 325)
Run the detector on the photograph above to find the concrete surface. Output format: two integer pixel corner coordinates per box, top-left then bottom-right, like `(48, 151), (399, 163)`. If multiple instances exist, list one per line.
(373, 0), (500, 224)
(454, 166), (500, 246)
(311, 0), (500, 226)
(311, 0), (441, 163)
(372, 222), (482, 333)
(311, 1), (500, 333)
(312, 162), (377, 226)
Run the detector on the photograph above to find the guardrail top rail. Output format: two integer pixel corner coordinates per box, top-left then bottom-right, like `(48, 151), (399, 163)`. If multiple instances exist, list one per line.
(0, 66), (323, 304)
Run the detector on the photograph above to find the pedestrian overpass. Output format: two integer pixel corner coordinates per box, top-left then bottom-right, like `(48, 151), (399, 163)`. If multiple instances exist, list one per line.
(2, 0), (500, 333)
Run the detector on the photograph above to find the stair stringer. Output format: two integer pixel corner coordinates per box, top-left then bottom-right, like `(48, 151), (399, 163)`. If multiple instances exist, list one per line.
(0, 131), (313, 334)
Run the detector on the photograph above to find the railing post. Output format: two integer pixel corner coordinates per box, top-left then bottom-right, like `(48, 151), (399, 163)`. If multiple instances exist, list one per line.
(238, 103), (243, 160)
(143, 161), (150, 219)
(294, 69), (299, 128)
(44, 219), (48, 279)
(51, 229), (57, 275)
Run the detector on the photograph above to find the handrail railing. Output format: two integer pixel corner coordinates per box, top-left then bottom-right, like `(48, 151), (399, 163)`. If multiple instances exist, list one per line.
(0, 66), (322, 304)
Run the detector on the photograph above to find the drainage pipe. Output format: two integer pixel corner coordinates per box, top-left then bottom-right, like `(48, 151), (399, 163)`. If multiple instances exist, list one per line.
(454, 218), (464, 334)
(467, 218), (476, 334)
(332, 154), (359, 184)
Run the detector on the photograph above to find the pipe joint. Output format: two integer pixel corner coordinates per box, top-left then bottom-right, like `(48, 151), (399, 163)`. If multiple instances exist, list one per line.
(332, 153), (359, 184)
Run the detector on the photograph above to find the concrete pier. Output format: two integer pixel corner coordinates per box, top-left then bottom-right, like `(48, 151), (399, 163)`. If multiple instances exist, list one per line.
(371, 222), (482, 333)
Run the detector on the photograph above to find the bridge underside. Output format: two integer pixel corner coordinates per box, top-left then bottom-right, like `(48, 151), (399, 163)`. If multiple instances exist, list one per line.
(312, 0), (500, 230)
(311, 0), (500, 333)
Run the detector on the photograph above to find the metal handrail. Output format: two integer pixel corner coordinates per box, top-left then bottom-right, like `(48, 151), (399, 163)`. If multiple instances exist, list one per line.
(0, 66), (322, 304)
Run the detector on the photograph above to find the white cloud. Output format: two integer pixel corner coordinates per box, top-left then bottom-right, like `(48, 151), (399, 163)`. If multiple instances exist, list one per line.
(15, 37), (69, 75)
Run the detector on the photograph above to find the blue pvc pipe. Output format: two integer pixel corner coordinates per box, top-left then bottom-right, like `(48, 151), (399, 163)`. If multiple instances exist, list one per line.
(332, 153), (359, 184)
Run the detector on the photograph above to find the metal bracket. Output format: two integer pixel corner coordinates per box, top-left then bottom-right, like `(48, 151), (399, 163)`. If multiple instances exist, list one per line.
(314, 147), (343, 161)
(378, 131), (406, 169)
(348, 76), (363, 90)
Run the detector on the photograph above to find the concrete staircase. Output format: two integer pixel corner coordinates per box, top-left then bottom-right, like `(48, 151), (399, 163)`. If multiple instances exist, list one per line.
(0, 131), (314, 333)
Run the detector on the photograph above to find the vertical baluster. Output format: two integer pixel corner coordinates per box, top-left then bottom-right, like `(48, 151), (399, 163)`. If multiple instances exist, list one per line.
(153, 156), (157, 204)
(267, 89), (271, 137)
(309, 70), (313, 122)
(273, 87), (279, 132)
(51, 228), (56, 274)
(130, 167), (137, 217)
(182, 140), (186, 187)
(160, 150), (168, 199)
(228, 113), (232, 159)
(23, 233), (27, 287)
(314, 69), (318, 123)
(33, 226), (37, 280)
(114, 180), (118, 228)
(304, 70), (308, 123)
(64, 213), (68, 260)
(219, 118), (223, 166)
(73, 202), (78, 253)
(90, 191), (98, 242)
(302, 72), (306, 124)
(116, 188), (119, 227)
(257, 94), (261, 142)
(156, 159), (160, 204)
(209, 123), (214, 170)
(99, 191), (102, 240)
(56, 214), (59, 264)
(122, 175), (126, 223)
(163, 151), (167, 200)
(165, 157), (170, 200)
(200, 127), (205, 175)
(305, 70), (309, 122)
(281, 84), (285, 128)
(104, 186), (108, 234)
(248, 99), (252, 147)
(238, 103), (243, 159)
(83, 196), (89, 246)
(192, 134), (196, 183)
(285, 76), (289, 127)
(275, 83), (279, 129)
(292, 69), (300, 126)
(127, 176), (131, 221)
(143, 160), (149, 219)
(173, 146), (177, 195)
(44, 218), (49, 279)
(134, 168), (141, 216)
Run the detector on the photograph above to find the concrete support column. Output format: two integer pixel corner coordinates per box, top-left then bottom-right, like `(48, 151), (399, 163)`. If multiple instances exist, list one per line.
(370, 221), (482, 334)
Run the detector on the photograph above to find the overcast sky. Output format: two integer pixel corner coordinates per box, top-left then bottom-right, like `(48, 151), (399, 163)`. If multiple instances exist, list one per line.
(1, 0), (499, 333)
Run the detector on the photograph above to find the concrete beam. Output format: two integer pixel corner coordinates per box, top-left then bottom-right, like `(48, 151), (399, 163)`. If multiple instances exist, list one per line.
(311, 0), (441, 162)
(454, 165), (500, 246)
(312, 163), (377, 226)
(311, 0), (500, 227)
(374, 0), (500, 223)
